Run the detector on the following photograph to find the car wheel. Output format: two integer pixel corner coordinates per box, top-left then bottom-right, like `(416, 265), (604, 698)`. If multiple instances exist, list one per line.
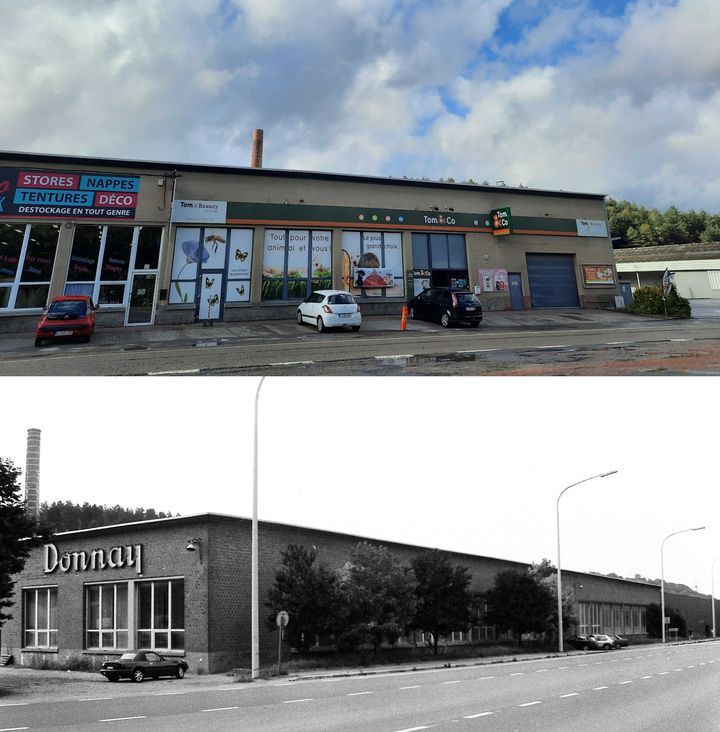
(351, 325), (360, 332)
(132, 668), (145, 683)
(175, 666), (185, 679)
(408, 307), (415, 320)
(582, 644), (589, 651)
(440, 311), (452, 328)
(603, 644), (611, 650)
(317, 317), (325, 333)
(296, 310), (304, 325)
(34, 338), (43, 347)
(82, 335), (91, 343)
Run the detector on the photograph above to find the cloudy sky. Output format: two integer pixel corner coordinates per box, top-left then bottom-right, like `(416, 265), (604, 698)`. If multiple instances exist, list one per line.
(2, 376), (718, 596)
(2, 0), (719, 211)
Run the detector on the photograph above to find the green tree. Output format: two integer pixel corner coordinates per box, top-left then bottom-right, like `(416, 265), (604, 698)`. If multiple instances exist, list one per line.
(265, 544), (339, 652)
(700, 214), (720, 242)
(1, 459), (51, 628)
(410, 549), (473, 655)
(39, 501), (176, 532)
(483, 569), (555, 643)
(529, 559), (577, 635)
(335, 542), (417, 653)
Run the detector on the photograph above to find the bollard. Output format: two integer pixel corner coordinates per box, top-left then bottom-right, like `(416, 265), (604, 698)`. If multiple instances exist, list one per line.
(400, 305), (408, 331)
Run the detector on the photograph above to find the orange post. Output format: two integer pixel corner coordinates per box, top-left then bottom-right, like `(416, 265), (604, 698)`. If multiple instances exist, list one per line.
(400, 305), (408, 330)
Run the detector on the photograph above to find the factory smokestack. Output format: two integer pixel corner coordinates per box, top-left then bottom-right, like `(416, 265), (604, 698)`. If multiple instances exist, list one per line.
(25, 428), (41, 519)
(251, 128), (264, 168)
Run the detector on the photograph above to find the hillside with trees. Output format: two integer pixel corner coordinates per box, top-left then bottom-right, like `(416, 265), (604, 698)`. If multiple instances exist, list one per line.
(39, 501), (177, 532)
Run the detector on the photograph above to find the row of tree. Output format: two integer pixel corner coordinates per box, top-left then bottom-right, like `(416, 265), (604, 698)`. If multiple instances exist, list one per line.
(265, 544), (573, 655)
(38, 501), (177, 532)
(607, 198), (720, 247)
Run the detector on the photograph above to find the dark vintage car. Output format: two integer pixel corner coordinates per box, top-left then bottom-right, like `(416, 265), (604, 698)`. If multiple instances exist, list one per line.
(609, 634), (630, 648)
(407, 287), (483, 327)
(100, 651), (188, 682)
(566, 634), (601, 651)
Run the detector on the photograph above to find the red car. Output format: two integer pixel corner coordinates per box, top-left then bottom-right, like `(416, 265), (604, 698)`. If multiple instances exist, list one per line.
(35, 295), (96, 347)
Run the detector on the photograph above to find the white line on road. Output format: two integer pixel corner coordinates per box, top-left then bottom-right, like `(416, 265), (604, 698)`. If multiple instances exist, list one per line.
(201, 707), (240, 712)
(510, 672), (524, 676)
(619, 681), (633, 685)
(0, 704), (28, 708)
(347, 691), (373, 696)
(154, 691), (186, 695)
(671, 338), (692, 342)
(658, 672), (669, 675)
(400, 685), (421, 690)
(560, 693), (579, 698)
(674, 668), (684, 671)
(607, 341), (632, 345)
(535, 669), (549, 673)
(578, 664), (588, 667)
(536, 345), (571, 349)
(283, 698), (314, 703)
(0, 728), (30, 731)
(518, 701), (542, 707)
(374, 354), (414, 359)
(641, 676), (653, 679)
(593, 686), (608, 690)
(457, 348), (499, 354)
(147, 368), (200, 375)
(393, 727), (430, 732)
(100, 717), (148, 723)
(442, 680), (463, 685)
(478, 676), (495, 680)
(78, 697), (112, 701)
(465, 712), (494, 719)
(269, 360), (315, 366)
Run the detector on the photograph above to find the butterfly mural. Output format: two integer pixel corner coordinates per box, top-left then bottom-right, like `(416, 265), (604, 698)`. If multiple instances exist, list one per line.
(235, 249), (249, 261)
(204, 276), (215, 288)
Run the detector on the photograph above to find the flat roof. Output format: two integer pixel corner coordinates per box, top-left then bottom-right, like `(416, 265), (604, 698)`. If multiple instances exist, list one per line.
(0, 149), (607, 201)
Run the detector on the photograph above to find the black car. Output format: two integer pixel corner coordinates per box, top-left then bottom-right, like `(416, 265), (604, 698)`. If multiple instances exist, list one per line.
(565, 634), (601, 651)
(609, 634), (630, 648)
(407, 287), (483, 327)
(100, 651), (188, 682)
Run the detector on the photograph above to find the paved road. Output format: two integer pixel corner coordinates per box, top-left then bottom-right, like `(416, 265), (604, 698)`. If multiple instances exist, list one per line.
(1, 643), (718, 730)
(1, 311), (719, 375)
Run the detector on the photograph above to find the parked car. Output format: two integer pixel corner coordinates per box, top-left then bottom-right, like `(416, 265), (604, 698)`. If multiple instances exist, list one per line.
(296, 290), (361, 332)
(566, 634), (600, 650)
(35, 295), (96, 347)
(407, 287), (483, 327)
(589, 634), (616, 650)
(100, 651), (188, 682)
(610, 634), (630, 648)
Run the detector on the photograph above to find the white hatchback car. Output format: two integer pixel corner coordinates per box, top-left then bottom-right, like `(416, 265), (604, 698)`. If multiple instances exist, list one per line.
(296, 290), (361, 332)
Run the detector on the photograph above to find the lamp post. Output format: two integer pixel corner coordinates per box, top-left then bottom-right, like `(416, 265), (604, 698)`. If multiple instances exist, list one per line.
(660, 526), (705, 643)
(556, 470), (617, 653)
(251, 376), (266, 680)
(712, 557), (720, 639)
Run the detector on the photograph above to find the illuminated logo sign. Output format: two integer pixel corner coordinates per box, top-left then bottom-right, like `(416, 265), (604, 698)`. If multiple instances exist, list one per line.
(490, 207), (512, 236)
(0, 168), (140, 219)
(43, 542), (143, 574)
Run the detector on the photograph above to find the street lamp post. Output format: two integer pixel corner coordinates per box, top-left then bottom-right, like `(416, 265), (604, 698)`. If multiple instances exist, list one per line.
(251, 377), (266, 680)
(660, 526), (705, 643)
(556, 470), (617, 653)
(712, 557), (720, 639)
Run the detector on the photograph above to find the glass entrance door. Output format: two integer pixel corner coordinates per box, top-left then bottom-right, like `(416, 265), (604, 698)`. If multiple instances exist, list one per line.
(125, 273), (157, 325)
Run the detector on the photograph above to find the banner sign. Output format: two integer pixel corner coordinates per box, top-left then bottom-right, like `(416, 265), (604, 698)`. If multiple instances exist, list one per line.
(172, 199), (228, 223)
(582, 264), (616, 286)
(490, 207), (512, 236)
(576, 219), (608, 237)
(0, 168), (139, 219)
(479, 269), (509, 292)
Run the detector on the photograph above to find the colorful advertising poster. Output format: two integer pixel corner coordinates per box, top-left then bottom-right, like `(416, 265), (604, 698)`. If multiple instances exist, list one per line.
(582, 264), (616, 286)
(479, 269), (509, 292)
(341, 231), (404, 297)
(0, 168), (139, 219)
(227, 229), (252, 280)
(172, 199), (227, 224)
(576, 219), (608, 237)
(411, 269), (431, 296)
(490, 207), (512, 236)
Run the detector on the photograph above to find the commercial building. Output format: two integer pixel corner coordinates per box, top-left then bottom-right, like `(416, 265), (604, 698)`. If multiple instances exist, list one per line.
(2, 514), (715, 673)
(1, 150), (619, 333)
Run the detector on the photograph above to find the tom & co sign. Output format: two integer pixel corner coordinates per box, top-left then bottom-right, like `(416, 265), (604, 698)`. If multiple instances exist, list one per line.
(43, 542), (143, 575)
(490, 207), (512, 236)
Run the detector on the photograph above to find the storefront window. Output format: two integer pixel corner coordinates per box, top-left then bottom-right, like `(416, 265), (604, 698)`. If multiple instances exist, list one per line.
(1, 223), (60, 310)
(411, 232), (468, 288)
(135, 226), (162, 270)
(85, 582), (128, 649)
(262, 229), (331, 300)
(137, 579), (184, 651)
(341, 231), (404, 298)
(23, 587), (58, 648)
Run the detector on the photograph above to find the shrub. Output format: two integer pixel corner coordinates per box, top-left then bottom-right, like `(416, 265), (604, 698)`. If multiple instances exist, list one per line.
(625, 285), (691, 318)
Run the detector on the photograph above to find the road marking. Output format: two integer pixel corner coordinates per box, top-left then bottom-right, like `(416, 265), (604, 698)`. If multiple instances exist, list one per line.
(374, 354), (414, 359)
(347, 691), (373, 695)
(393, 727), (430, 732)
(154, 691), (186, 695)
(578, 663), (588, 667)
(0, 704), (28, 708)
(607, 341), (632, 345)
(619, 681), (633, 684)
(671, 338), (692, 342)
(535, 669), (548, 673)
(641, 675), (653, 679)
(201, 706), (240, 712)
(560, 693), (579, 698)
(674, 668), (684, 671)
(478, 676), (495, 680)
(100, 717), (148, 723)
(510, 672), (524, 676)
(536, 344), (571, 349)
(400, 685), (421, 689)
(269, 360), (314, 366)
(658, 672), (669, 675)
(465, 712), (494, 719)
(593, 686), (608, 690)
(0, 727), (30, 731)
(443, 680), (462, 685)
(457, 348), (498, 354)
(518, 701), (542, 707)
(79, 697), (112, 701)
(595, 662), (604, 665)
(283, 698), (313, 703)
(147, 368), (200, 375)
(558, 666), (568, 670)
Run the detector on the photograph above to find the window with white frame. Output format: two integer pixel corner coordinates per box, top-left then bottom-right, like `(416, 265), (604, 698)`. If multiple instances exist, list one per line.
(23, 586), (58, 648)
(0, 223), (60, 309)
(137, 578), (184, 651)
(65, 224), (163, 306)
(85, 582), (128, 650)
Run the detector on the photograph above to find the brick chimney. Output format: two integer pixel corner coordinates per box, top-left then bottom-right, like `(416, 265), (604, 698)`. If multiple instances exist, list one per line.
(25, 428), (41, 519)
(251, 128), (264, 168)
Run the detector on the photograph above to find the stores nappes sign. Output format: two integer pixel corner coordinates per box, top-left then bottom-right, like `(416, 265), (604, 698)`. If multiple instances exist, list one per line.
(0, 168), (139, 219)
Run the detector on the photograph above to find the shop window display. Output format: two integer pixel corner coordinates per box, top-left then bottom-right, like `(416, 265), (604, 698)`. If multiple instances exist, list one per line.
(262, 229), (331, 300)
(341, 231), (404, 298)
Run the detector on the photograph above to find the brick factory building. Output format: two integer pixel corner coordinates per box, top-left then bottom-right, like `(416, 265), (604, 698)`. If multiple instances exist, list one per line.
(2, 514), (715, 673)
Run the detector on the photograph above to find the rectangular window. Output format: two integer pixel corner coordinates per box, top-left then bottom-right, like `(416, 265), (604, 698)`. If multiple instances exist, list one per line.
(136, 579), (184, 651)
(411, 232), (467, 272)
(85, 583), (129, 650)
(342, 231), (404, 298)
(262, 229), (330, 301)
(1, 223), (60, 310)
(23, 587), (58, 648)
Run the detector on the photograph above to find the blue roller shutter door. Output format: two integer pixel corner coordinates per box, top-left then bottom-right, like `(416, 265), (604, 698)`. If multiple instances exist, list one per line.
(526, 254), (580, 308)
